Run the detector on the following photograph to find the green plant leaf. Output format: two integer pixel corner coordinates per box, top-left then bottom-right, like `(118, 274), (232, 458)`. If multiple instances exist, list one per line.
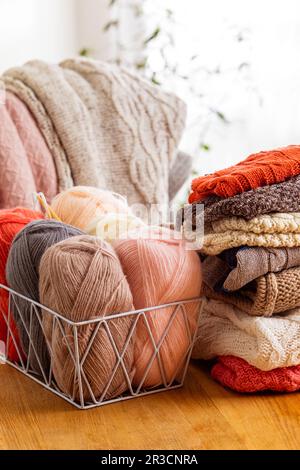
(135, 57), (148, 70)
(200, 143), (210, 151)
(144, 27), (160, 45)
(150, 73), (161, 85)
(211, 109), (229, 123)
(216, 111), (227, 122)
(103, 20), (119, 32)
(79, 48), (92, 57)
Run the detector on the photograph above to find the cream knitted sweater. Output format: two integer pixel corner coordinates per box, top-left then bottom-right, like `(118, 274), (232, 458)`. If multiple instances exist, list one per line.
(193, 298), (300, 370)
(185, 212), (300, 255)
(211, 212), (300, 234)
(3, 58), (186, 209)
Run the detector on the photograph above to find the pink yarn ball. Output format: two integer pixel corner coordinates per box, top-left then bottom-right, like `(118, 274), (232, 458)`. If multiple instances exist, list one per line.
(113, 227), (202, 389)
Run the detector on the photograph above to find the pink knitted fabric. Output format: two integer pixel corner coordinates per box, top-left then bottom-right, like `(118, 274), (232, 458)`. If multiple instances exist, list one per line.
(212, 356), (300, 393)
(0, 91), (57, 208)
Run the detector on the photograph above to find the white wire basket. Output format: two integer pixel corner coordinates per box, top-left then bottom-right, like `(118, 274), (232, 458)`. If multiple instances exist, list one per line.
(0, 283), (203, 410)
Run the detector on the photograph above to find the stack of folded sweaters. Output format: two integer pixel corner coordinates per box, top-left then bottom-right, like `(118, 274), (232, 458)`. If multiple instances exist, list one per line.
(181, 145), (300, 393)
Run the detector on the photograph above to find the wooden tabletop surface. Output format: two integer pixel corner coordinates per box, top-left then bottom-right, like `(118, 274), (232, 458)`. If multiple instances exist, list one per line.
(0, 361), (299, 450)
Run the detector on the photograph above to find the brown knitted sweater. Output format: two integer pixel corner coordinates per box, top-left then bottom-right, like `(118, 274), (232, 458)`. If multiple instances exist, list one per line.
(202, 246), (300, 291)
(202, 265), (300, 317)
(178, 174), (300, 226)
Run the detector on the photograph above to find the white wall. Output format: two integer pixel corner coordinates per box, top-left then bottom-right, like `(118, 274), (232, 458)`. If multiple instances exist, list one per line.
(0, 0), (78, 72)
(76, 0), (115, 61)
(186, 0), (300, 176)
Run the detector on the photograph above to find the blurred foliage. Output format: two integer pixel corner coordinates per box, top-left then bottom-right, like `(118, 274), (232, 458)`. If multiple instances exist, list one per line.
(100, 0), (251, 135)
(80, 0), (254, 204)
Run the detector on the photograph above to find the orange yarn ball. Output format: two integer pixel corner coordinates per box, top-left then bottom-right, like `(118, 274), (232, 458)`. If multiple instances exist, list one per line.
(0, 208), (43, 361)
(113, 227), (202, 389)
(51, 186), (130, 231)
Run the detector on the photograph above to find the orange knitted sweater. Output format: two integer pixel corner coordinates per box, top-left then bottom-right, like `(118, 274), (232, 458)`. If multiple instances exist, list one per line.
(189, 145), (300, 203)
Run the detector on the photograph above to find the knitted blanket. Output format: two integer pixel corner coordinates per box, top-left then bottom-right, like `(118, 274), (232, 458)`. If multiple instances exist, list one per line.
(189, 145), (300, 203)
(3, 58), (186, 209)
(202, 246), (300, 291)
(193, 298), (300, 370)
(202, 265), (300, 316)
(211, 356), (300, 393)
(0, 91), (57, 208)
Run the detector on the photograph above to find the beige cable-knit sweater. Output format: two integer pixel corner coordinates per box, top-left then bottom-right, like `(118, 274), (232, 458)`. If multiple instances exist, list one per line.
(3, 58), (186, 209)
(193, 298), (300, 371)
(210, 212), (300, 234)
(185, 212), (300, 254)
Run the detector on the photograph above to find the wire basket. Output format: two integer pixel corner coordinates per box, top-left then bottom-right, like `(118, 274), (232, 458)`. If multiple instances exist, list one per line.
(0, 283), (203, 410)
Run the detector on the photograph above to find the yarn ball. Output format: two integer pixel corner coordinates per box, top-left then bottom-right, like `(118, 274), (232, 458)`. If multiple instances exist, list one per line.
(6, 219), (83, 375)
(86, 212), (146, 242)
(39, 235), (135, 403)
(113, 227), (202, 389)
(0, 208), (42, 362)
(51, 186), (130, 231)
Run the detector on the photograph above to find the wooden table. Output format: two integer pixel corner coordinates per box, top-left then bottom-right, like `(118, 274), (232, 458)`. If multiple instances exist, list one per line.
(0, 361), (299, 450)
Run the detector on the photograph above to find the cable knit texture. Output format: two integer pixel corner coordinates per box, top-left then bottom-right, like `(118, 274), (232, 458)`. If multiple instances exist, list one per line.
(3, 58), (186, 209)
(191, 227), (300, 255)
(0, 91), (58, 208)
(210, 212), (300, 235)
(193, 298), (300, 370)
(189, 145), (300, 202)
(202, 265), (300, 316)
(193, 211), (300, 254)
(202, 246), (300, 291)
(211, 356), (300, 393)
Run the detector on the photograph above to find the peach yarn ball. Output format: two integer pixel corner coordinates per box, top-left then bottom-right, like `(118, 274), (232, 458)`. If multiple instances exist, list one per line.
(113, 227), (202, 389)
(51, 186), (130, 231)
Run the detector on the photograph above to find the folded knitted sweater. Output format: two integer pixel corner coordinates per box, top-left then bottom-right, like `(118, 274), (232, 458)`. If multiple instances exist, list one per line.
(202, 265), (300, 316)
(202, 232), (300, 255)
(193, 298), (300, 370)
(188, 214), (300, 254)
(210, 212), (300, 234)
(180, 175), (300, 226)
(202, 246), (300, 291)
(211, 356), (300, 393)
(189, 145), (300, 203)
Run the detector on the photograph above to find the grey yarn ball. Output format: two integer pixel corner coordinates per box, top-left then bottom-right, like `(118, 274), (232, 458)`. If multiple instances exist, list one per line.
(6, 219), (83, 376)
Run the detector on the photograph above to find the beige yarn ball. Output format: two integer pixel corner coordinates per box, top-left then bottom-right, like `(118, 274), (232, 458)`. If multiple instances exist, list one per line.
(40, 235), (135, 403)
